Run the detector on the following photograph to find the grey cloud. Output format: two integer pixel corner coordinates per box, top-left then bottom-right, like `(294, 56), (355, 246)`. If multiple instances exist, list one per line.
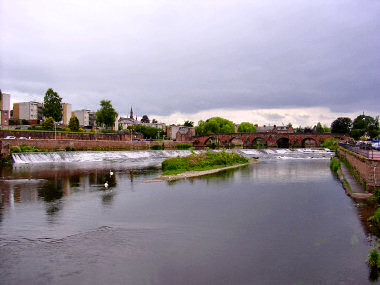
(1, 0), (379, 118)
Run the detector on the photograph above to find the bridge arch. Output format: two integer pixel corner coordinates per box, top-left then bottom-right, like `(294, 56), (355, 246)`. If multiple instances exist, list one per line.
(301, 137), (318, 148)
(277, 137), (290, 148)
(252, 137), (268, 148)
(229, 137), (244, 148)
(204, 137), (219, 148)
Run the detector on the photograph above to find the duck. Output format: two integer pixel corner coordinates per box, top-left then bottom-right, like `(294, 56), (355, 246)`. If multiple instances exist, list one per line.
(104, 181), (109, 188)
(109, 170), (114, 176)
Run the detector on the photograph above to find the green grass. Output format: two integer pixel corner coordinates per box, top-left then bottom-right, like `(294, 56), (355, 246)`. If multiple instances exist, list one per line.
(150, 145), (163, 150)
(329, 157), (341, 175)
(161, 150), (249, 175)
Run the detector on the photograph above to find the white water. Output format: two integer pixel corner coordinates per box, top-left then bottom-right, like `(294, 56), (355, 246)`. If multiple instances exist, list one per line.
(12, 148), (334, 164)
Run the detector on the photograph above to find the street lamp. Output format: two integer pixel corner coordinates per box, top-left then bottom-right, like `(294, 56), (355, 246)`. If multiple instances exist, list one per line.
(54, 122), (57, 140)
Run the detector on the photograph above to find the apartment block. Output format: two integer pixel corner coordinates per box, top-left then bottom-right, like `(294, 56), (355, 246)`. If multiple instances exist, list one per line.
(72, 109), (96, 127)
(0, 92), (11, 125)
(62, 103), (72, 125)
(13, 101), (43, 122)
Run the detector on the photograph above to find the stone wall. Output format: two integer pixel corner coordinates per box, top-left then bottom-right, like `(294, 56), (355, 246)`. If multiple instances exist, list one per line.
(338, 147), (380, 191)
(0, 138), (192, 152)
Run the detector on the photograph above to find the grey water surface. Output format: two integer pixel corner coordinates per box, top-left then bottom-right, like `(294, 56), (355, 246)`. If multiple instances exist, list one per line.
(0, 149), (375, 284)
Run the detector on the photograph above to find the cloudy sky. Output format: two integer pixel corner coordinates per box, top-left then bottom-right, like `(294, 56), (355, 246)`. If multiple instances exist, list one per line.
(1, 0), (379, 127)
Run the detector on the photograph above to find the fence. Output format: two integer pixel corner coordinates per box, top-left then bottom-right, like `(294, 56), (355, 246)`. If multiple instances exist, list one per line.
(339, 143), (380, 160)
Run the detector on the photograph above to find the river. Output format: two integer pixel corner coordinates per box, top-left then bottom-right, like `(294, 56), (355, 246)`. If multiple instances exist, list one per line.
(0, 149), (376, 284)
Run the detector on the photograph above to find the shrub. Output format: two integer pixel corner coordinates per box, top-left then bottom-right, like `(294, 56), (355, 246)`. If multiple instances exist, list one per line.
(10, 146), (21, 153)
(369, 249), (380, 268)
(176, 144), (192, 149)
(42, 117), (55, 130)
(65, 146), (76, 151)
(68, 116), (80, 132)
(150, 145), (163, 150)
(369, 208), (380, 228)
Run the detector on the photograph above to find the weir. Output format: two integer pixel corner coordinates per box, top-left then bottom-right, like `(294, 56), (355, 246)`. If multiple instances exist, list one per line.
(12, 148), (334, 164)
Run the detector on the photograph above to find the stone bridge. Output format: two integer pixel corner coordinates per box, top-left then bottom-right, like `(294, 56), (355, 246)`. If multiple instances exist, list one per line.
(192, 133), (348, 148)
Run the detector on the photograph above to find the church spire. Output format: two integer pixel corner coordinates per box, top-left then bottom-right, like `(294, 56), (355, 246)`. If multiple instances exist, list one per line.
(130, 106), (134, 119)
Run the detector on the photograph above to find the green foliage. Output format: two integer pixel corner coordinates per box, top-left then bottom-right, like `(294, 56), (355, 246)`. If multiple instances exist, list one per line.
(252, 138), (267, 148)
(21, 119), (30, 125)
(331, 117), (352, 134)
(150, 144), (163, 150)
(350, 114), (379, 139)
(329, 157), (341, 175)
(369, 208), (380, 228)
(184, 120), (194, 127)
(65, 146), (76, 151)
(135, 124), (164, 139)
(176, 144), (192, 149)
(195, 117), (235, 135)
(315, 122), (324, 133)
(323, 124), (331, 133)
(42, 117), (55, 130)
(237, 122), (256, 133)
(8, 119), (18, 125)
(10, 146), (21, 153)
(95, 100), (118, 128)
(161, 151), (249, 175)
(321, 137), (339, 151)
(68, 116), (80, 132)
(369, 249), (380, 268)
(152, 118), (158, 123)
(42, 88), (63, 122)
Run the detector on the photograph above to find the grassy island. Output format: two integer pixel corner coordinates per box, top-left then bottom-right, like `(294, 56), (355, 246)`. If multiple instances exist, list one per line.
(161, 151), (249, 176)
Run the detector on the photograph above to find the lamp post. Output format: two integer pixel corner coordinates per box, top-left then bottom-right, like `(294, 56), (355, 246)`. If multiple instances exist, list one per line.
(130, 129), (132, 141)
(54, 122), (57, 140)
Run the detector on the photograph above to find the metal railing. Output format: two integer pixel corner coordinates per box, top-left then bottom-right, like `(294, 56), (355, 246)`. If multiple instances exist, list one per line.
(339, 143), (380, 160)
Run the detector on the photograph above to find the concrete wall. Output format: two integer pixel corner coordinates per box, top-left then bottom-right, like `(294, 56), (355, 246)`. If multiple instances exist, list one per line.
(338, 146), (380, 191)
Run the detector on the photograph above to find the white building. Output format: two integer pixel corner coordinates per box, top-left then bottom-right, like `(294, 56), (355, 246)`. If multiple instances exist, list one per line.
(72, 109), (96, 127)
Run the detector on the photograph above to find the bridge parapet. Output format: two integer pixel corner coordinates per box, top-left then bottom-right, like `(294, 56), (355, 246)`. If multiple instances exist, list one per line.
(192, 133), (348, 148)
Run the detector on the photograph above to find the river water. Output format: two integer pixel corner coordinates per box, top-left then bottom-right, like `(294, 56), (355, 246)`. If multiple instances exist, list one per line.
(0, 149), (376, 284)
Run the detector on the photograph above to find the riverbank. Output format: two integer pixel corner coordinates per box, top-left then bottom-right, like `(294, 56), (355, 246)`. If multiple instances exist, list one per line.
(145, 161), (253, 182)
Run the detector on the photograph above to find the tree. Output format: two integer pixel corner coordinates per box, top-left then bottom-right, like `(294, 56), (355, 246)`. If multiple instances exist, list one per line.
(95, 100), (118, 128)
(141, 115), (150, 123)
(184, 120), (194, 127)
(42, 117), (55, 130)
(152, 118), (158, 123)
(323, 124), (331, 133)
(68, 116), (80, 132)
(42, 88), (63, 122)
(331, 117), (352, 134)
(351, 114), (379, 139)
(315, 122), (324, 133)
(135, 124), (164, 139)
(237, 122), (256, 133)
(195, 117), (235, 135)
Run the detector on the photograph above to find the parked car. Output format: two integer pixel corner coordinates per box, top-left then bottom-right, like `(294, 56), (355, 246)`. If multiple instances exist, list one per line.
(5, 136), (16, 139)
(19, 137), (28, 140)
(372, 142), (380, 151)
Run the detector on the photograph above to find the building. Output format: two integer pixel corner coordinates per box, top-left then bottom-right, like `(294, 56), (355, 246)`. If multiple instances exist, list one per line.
(0, 92), (11, 125)
(13, 101), (43, 124)
(61, 103), (72, 125)
(167, 125), (195, 141)
(72, 109), (96, 128)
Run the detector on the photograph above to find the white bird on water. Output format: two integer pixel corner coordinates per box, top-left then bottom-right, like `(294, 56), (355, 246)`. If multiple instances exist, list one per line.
(104, 181), (109, 188)
(110, 170), (114, 176)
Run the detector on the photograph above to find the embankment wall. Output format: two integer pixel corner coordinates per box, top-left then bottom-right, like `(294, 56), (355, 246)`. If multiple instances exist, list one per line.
(0, 139), (192, 153)
(337, 146), (380, 191)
